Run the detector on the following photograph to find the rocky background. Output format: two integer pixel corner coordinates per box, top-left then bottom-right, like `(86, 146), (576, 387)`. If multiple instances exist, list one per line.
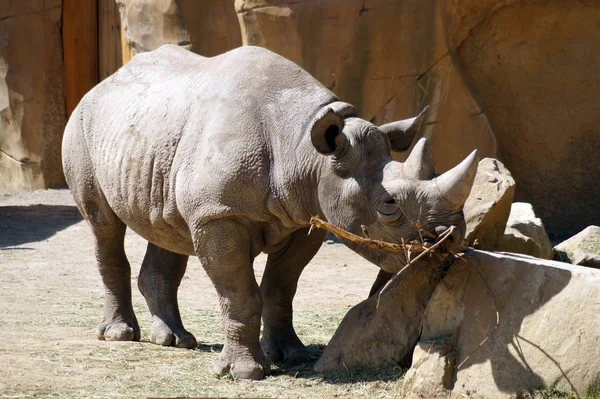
(1, 0), (599, 239)
(2, 1), (600, 397)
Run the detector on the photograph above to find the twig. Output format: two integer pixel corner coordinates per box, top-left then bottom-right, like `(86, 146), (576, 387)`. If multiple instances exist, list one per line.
(309, 217), (422, 253)
(375, 226), (456, 309)
(361, 225), (371, 239)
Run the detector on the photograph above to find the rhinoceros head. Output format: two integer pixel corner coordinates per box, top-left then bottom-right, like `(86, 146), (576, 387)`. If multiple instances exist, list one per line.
(310, 102), (478, 271)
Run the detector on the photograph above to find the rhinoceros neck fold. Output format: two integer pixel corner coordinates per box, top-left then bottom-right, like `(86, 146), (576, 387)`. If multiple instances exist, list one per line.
(268, 131), (328, 229)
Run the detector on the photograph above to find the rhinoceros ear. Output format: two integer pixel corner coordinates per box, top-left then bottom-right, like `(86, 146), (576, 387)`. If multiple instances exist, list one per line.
(310, 102), (355, 155)
(380, 105), (429, 152)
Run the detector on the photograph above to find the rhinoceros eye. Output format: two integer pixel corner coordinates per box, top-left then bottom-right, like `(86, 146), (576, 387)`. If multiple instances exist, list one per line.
(377, 196), (401, 220)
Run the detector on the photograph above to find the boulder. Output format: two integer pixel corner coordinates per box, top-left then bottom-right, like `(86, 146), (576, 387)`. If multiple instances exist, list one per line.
(314, 253), (451, 372)
(498, 202), (554, 259)
(554, 226), (600, 269)
(403, 250), (600, 399)
(464, 158), (515, 250)
(0, 0), (66, 189)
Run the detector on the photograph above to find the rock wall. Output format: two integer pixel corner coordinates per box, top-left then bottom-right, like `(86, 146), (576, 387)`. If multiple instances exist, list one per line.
(116, 0), (242, 57)
(2, 0), (599, 240)
(235, 0), (600, 239)
(0, 0), (66, 189)
(452, 0), (600, 239)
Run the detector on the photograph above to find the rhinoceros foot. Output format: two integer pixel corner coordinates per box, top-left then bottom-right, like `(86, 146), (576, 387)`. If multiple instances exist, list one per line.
(97, 319), (140, 342)
(213, 344), (271, 380)
(150, 317), (197, 349)
(260, 334), (309, 365)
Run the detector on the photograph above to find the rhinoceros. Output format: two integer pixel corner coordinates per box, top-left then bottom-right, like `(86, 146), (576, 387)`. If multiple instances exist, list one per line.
(62, 44), (478, 380)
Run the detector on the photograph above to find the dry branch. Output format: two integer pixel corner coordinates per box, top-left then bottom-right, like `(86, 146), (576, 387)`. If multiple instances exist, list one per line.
(375, 226), (455, 309)
(309, 217), (426, 253)
(309, 217), (466, 310)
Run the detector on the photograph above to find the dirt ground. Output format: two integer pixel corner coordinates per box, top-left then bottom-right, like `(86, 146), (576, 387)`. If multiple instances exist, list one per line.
(0, 189), (405, 398)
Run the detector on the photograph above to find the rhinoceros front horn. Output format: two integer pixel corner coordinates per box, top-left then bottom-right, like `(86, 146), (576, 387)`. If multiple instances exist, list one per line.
(380, 105), (429, 152)
(310, 102), (355, 155)
(430, 150), (479, 209)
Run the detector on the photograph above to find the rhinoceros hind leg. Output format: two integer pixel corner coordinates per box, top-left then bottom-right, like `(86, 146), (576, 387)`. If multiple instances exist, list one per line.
(260, 227), (326, 365)
(138, 242), (197, 349)
(87, 203), (140, 342)
(64, 115), (139, 342)
(194, 219), (270, 380)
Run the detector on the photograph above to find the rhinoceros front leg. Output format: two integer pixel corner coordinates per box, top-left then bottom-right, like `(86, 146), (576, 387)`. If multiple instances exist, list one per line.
(260, 227), (326, 365)
(138, 242), (197, 349)
(194, 219), (270, 380)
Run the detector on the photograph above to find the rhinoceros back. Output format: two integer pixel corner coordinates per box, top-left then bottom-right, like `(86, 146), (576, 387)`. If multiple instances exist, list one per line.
(63, 44), (337, 254)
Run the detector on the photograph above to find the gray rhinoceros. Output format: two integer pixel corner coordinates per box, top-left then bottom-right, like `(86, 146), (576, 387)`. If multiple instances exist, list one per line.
(62, 44), (478, 380)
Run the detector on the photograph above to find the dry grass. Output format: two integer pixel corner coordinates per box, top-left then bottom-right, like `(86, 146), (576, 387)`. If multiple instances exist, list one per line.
(519, 387), (600, 399)
(1, 307), (406, 399)
(2, 189), (411, 398)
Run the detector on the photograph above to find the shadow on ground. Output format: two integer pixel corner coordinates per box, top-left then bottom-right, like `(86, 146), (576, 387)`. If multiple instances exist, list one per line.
(0, 205), (82, 248)
(194, 343), (405, 384)
(275, 344), (405, 384)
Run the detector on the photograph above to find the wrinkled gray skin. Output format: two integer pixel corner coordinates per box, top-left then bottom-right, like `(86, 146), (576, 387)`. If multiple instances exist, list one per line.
(62, 44), (478, 380)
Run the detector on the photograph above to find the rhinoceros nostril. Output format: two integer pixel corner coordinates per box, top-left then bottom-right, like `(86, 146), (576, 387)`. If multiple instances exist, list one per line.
(434, 225), (461, 245)
(434, 225), (449, 236)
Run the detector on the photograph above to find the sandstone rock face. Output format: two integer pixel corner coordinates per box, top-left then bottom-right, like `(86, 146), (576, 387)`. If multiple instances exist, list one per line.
(236, 0), (600, 240)
(555, 226), (600, 269)
(116, 0), (190, 56)
(235, 0), (498, 171)
(403, 251), (600, 399)
(450, 0), (600, 239)
(0, 1), (66, 189)
(464, 158), (515, 250)
(178, 0), (242, 57)
(117, 0), (241, 57)
(498, 202), (554, 259)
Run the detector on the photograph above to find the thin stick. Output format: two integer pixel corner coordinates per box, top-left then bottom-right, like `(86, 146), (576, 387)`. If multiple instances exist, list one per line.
(375, 226), (455, 309)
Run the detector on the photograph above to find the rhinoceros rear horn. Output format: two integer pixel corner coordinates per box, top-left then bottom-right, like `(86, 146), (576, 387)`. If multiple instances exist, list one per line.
(430, 149), (479, 209)
(380, 105), (429, 152)
(310, 102), (355, 155)
(403, 137), (435, 180)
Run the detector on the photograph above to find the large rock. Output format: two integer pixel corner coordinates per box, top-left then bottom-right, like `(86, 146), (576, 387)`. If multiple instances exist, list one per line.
(236, 0), (600, 241)
(555, 226), (600, 269)
(498, 202), (554, 259)
(403, 250), (600, 398)
(314, 253), (451, 372)
(464, 158), (515, 250)
(0, 0), (66, 189)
